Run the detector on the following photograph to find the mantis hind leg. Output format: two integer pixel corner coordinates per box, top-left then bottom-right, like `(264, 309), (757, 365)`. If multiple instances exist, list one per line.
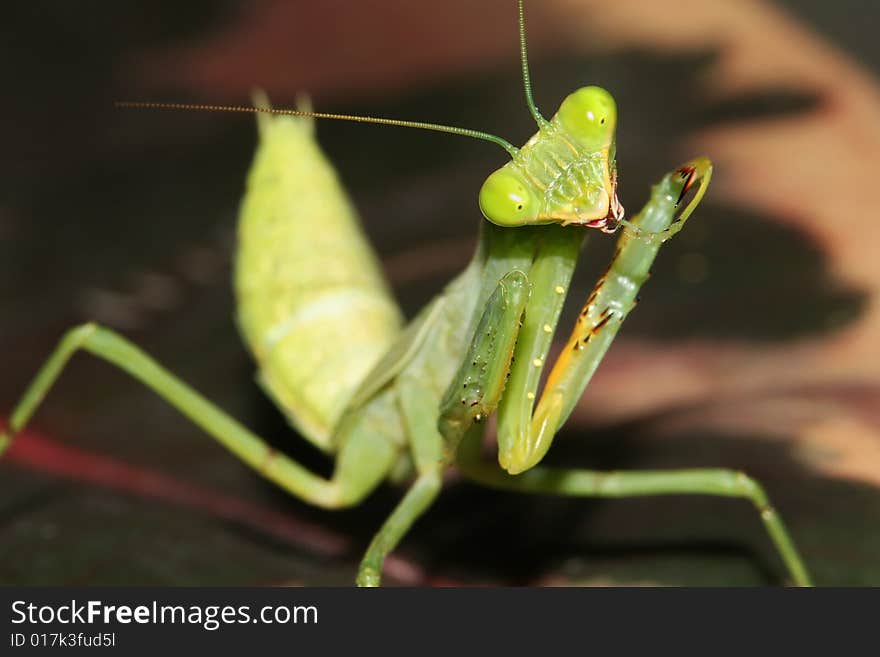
(0, 323), (396, 510)
(456, 431), (812, 587)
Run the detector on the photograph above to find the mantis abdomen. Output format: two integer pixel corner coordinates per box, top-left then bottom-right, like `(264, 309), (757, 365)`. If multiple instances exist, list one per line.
(235, 114), (403, 451)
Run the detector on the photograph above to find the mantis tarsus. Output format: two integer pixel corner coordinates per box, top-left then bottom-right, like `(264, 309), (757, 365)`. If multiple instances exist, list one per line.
(1, 1), (812, 586)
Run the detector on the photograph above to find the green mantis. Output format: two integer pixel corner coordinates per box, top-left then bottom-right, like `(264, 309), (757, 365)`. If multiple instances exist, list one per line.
(1, 1), (812, 586)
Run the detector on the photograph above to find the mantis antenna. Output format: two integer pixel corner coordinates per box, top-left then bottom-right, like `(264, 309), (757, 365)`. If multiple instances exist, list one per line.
(114, 102), (519, 157)
(517, 0), (548, 128)
(117, 1), (555, 158)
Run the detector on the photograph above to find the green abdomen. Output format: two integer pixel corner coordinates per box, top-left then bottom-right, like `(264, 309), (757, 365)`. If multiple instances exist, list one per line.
(235, 114), (403, 451)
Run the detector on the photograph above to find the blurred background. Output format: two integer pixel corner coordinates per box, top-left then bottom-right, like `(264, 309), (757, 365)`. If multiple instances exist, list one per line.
(1, 0), (878, 585)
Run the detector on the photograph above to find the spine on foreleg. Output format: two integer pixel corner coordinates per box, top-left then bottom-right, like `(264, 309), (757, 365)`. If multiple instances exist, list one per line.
(235, 111), (403, 451)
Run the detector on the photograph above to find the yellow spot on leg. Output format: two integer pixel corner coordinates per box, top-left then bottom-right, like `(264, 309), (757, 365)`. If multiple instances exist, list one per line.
(533, 358), (543, 367)
(527, 392), (535, 400)
(542, 324), (553, 333)
(554, 286), (565, 294)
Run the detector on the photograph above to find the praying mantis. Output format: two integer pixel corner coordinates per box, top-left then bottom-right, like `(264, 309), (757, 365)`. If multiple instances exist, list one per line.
(0, 1), (812, 586)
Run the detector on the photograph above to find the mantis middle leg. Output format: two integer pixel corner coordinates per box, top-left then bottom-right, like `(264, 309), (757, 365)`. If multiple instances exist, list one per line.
(455, 429), (812, 586)
(357, 380), (447, 587)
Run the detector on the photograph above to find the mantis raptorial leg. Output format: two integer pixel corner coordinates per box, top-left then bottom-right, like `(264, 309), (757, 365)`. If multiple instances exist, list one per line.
(443, 161), (811, 587)
(439, 161), (713, 470)
(1, 0), (813, 586)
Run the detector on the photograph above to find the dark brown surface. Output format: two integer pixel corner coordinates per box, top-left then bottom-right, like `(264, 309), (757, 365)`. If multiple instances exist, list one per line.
(2, 0), (879, 585)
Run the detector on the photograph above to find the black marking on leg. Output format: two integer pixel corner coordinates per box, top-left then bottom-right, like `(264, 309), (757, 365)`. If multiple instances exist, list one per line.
(592, 313), (613, 333)
(584, 287), (599, 311)
(675, 165), (697, 206)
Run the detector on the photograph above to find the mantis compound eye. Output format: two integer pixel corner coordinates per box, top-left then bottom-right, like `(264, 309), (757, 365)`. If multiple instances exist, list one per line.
(556, 86), (617, 150)
(479, 168), (540, 226)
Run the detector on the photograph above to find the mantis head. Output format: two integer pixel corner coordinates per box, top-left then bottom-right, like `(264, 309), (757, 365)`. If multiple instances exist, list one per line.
(555, 85), (617, 150)
(118, 6), (623, 233)
(478, 86), (623, 231)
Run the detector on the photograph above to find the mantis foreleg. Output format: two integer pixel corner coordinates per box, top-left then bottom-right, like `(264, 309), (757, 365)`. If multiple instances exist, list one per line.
(439, 159), (811, 585)
(438, 227), (583, 450)
(441, 159), (712, 474)
(0, 323), (397, 510)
